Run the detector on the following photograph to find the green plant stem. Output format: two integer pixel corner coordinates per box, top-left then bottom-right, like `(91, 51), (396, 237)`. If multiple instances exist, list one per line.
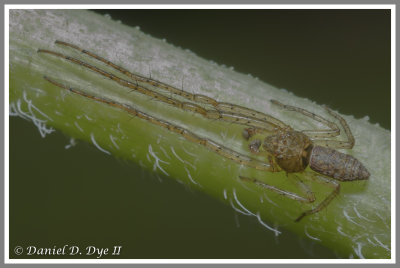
(9, 9), (390, 258)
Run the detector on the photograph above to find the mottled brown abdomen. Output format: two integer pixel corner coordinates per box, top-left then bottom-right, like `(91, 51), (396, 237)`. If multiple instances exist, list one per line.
(309, 146), (370, 181)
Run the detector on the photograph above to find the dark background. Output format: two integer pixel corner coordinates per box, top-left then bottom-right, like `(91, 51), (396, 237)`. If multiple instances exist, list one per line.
(10, 9), (391, 259)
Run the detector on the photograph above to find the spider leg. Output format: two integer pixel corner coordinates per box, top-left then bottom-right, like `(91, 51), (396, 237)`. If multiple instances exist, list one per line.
(312, 106), (355, 149)
(216, 102), (290, 130)
(294, 171), (340, 222)
(54, 40), (220, 106)
(270, 100), (355, 149)
(55, 40), (290, 131)
(239, 174), (315, 204)
(38, 48), (282, 131)
(43, 75), (277, 172)
(270, 100), (340, 138)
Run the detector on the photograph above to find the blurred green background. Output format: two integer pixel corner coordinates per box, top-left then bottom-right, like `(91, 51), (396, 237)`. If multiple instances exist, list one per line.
(10, 9), (390, 259)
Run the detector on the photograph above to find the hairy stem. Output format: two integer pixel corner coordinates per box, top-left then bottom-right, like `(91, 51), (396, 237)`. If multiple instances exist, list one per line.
(9, 9), (390, 258)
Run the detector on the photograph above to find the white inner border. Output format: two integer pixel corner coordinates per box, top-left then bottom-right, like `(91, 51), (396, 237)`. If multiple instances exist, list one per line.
(4, 4), (396, 264)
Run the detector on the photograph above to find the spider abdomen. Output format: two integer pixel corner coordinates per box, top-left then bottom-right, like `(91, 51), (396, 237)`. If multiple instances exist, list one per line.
(309, 145), (370, 181)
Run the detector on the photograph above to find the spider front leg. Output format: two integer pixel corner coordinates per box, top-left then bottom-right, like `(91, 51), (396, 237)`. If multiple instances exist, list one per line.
(216, 102), (290, 130)
(38, 48), (284, 132)
(55, 40), (290, 132)
(54, 40), (221, 106)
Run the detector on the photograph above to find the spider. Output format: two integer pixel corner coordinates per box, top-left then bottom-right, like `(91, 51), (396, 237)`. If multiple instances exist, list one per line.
(37, 41), (370, 222)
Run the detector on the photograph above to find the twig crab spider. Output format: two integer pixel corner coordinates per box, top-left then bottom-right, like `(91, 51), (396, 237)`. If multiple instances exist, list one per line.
(37, 40), (370, 222)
